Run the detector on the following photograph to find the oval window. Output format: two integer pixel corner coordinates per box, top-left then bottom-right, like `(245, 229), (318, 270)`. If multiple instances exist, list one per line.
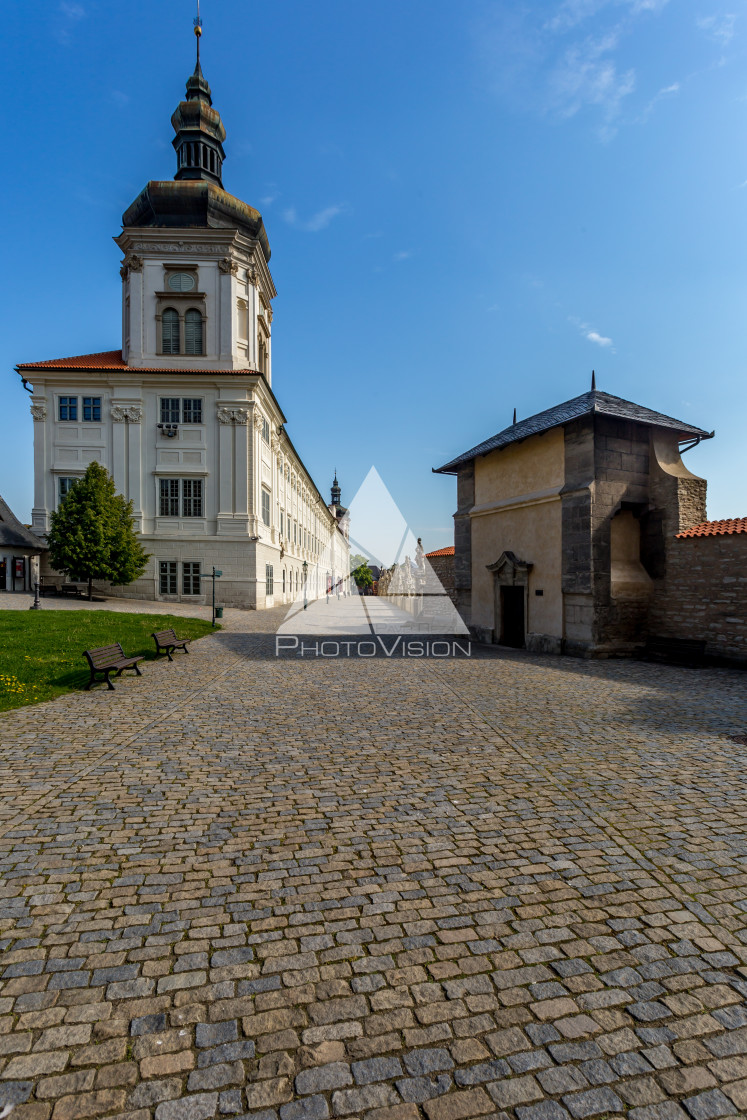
(167, 272), (196, 292)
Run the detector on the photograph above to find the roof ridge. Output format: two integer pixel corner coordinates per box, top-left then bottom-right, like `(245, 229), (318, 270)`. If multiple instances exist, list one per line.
(434, 387), (710, 474)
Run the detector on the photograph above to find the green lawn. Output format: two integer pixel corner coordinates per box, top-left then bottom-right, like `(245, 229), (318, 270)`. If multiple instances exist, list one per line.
(0, 611), (216, 712)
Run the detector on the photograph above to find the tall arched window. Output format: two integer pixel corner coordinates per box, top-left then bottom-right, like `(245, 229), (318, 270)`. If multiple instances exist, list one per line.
(162, 308), (180, 355)
(185, 309), (204, 355)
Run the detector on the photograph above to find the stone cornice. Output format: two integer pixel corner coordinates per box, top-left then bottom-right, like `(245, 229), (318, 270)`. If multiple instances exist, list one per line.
(469, 485), (563, 518)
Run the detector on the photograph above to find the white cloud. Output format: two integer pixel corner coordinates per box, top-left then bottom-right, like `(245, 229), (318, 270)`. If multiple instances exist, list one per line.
(55, 0), (85, 43)
(569, 315), (615, 349)
(283, 205), (347, 233)
(638, 80), (679, 122)
(697, 14), (736, 48)
(549, 32), (636, 132)
(474, 0), (673, 140)
(60, 1), (85, 19)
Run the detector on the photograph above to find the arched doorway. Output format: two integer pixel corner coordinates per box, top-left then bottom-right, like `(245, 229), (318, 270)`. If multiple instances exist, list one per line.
(486, 551), (533, 648)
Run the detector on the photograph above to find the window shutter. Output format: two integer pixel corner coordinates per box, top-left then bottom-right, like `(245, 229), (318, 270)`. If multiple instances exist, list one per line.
(185, 310), (203, 355)
(162, 309), (180, 355)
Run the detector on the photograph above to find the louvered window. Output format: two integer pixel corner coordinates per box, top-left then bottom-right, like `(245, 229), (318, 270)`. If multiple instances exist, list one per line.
(261, 489), (271, 526)
(185, 309), (203, 355)
(265, 564), (274, 595)
(159, 479), (179, 517)
(162, 308), (180, 354)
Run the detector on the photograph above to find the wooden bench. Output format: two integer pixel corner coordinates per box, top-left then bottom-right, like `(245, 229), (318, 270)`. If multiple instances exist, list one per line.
(83, 643), (144, 690)
(644, 636), (707, 666)
(152, 628), (192, 662)
(60, 583), (85, 598)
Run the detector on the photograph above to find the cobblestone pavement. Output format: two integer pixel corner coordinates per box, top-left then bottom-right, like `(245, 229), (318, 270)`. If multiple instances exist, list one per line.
(1, 605), (746, 1120)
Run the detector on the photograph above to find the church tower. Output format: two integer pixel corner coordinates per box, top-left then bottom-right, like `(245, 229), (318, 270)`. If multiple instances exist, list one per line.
(18, 17), (348, 609)
(116, 19), (274, 379)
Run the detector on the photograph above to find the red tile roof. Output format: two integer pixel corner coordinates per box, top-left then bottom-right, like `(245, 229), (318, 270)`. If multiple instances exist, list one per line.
(17, 351), (258, 375)
(677, 518), (747, 539)
(426, 545), (455, 558)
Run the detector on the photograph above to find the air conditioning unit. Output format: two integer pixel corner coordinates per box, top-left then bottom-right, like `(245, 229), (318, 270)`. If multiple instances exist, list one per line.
(158, 423), (179, 438)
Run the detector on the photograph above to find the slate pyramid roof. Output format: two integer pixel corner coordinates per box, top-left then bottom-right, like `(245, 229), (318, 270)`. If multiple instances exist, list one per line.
(434, 390), (712, 474)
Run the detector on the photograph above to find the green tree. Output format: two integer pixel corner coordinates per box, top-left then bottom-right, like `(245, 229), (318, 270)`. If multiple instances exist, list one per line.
(350, 554), (374, 591)
(47, 463), (149, 600)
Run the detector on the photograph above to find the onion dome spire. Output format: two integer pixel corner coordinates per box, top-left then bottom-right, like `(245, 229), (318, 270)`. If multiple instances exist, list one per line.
(331, 471), (342, 507)
(171, 4), (227, 187)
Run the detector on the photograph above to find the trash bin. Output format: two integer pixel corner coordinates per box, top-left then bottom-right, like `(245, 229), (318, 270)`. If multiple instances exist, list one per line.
(215, 606), (224, 619)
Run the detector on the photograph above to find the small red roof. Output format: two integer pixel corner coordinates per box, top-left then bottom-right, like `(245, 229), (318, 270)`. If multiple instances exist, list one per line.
(17, 351), (258, 375)
(426, 545), (455, 557)
(677, 518), (747, 539)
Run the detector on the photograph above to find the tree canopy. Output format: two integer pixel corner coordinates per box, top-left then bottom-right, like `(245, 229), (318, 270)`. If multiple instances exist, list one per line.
(47, 463), (149, 599)
(350, 554), (374, 590)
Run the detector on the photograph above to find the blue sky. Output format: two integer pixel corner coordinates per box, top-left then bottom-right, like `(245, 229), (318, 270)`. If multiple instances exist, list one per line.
(2, 0), (746, 545)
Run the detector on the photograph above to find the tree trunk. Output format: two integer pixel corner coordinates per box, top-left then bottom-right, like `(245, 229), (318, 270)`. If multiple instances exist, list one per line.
(88, 576), (93, 601)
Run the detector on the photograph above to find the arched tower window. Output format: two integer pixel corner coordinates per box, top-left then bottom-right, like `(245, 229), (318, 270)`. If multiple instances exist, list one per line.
(185, 309), (204, 355)
(162, 308), (180, 355)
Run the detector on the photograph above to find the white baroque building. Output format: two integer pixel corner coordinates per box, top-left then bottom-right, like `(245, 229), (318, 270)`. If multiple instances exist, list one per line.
(17, 37), (348, 609)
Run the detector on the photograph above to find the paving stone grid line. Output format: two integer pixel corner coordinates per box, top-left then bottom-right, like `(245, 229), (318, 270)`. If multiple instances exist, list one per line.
(0, 603), (746, 1120)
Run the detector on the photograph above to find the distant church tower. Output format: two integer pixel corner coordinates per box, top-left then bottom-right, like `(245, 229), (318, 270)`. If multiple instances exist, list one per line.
(328, 472), (349, 540)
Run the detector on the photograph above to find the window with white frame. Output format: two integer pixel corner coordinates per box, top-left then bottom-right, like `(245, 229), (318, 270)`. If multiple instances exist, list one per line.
(280, 511), (284, 537)
(182, 398), (202, 423)
(159, 479), (180, 517)
(261, 417), (270, 444)
(58, 396), (77, 421)
(182, 479), (203, 518)
(82, 397), (101, 422)
(58, 477), (79, 505)
(160, 398), (180, 424)
(282, 569), (286, 593)
(159, 398), (203, 424)
(261, 488), (270, 526)
(266, 564), (274, 595)
(183, 562), (201, 595)
(159, 561), (177, 595)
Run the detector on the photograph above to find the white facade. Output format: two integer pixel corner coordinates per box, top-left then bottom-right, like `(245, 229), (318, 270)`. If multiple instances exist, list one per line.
(19, 53), (348, 608)
(22, 227), (346, 611)
(119, 227), (274, 379)
(27, 358), (347, 609)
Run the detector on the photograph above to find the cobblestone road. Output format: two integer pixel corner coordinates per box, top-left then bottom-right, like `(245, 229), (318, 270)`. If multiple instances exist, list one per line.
(1, 604), (746, 1120)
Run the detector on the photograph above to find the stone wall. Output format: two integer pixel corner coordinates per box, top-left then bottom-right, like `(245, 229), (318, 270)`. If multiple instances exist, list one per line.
(427, 553), (456, 603)
(649, 534), (747, 664)
(454, 463), (474, 624)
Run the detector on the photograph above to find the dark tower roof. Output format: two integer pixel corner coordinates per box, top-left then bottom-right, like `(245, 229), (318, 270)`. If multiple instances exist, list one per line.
(330, 472), (342, 507)
(171, 26), (226, 189)
(120, 17), (271, 262)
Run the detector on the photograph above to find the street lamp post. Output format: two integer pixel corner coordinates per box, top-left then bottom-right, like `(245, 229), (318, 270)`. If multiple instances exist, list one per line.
(29, 581), (41, 610)
(302, 560), (308, 610)
(201, 567), (223, 626)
